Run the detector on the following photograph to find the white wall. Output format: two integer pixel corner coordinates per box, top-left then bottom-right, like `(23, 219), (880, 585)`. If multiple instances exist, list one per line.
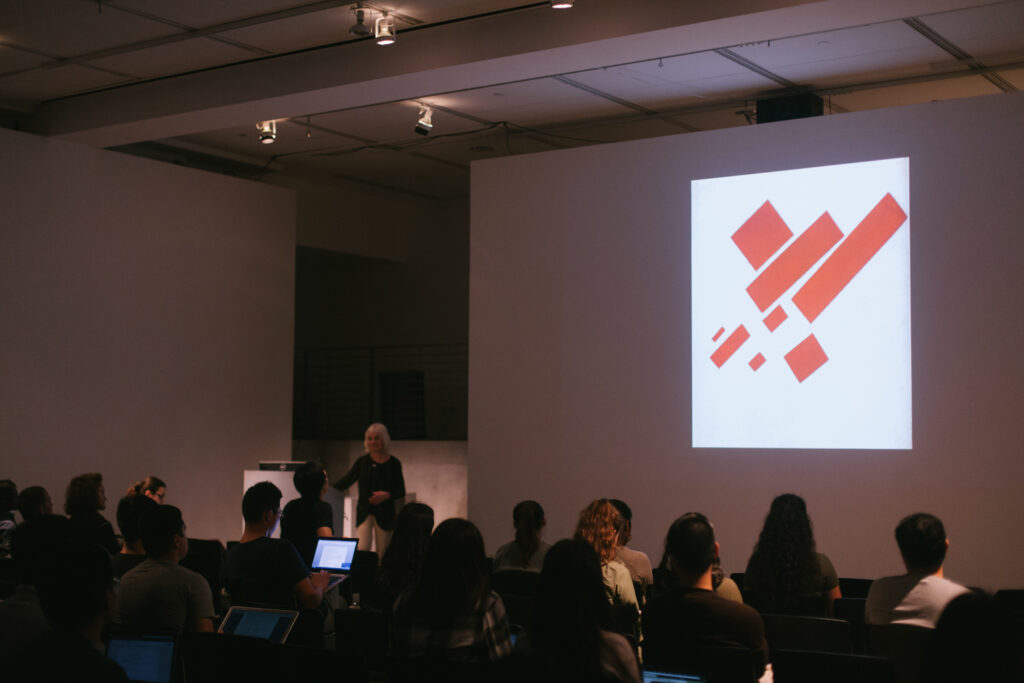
(0, 128), (296, 543)
(469, 91), (1024, 589)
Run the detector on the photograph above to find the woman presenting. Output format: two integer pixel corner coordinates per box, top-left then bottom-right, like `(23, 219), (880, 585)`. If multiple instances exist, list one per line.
(333, 422), (405, 554)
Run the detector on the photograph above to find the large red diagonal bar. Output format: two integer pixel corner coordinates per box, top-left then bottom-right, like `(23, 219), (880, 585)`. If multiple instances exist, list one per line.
(793, 193), (907, 322)
(710, 324), (750, 368)
(731, 201), (793, 270)
(745, 212), (843, 312)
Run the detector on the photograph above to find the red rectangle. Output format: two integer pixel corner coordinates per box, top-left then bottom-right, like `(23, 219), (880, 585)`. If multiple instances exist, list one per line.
(710, 325), (750, 368)
(749, 353), (766, 371)
(785, 334), (828, 383)
(762, 305), (788, 332)
(731, 201), (793, 270)
(712, 327), (725, 342)
(745, 212), (843, 312)
(793, 193), (907, 322)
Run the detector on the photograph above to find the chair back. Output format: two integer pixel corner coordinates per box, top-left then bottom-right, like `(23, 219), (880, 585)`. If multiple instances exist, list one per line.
(497, 593), (535, 633)
(350, 550), (379, 595)
(181, 631), (285, 683)
(643, 644), (757, 683)
(180, 538), (226, 615)
(335, 605), (391, 671)
(744, 592), (827, 617)
(833, 598), (867, 652)
(838, 577), (874, 599)
(490, 569), (539, 597)
(761, 614), (852, 653)
(771, 648), (895, 683)
(865, 623), (933, 683)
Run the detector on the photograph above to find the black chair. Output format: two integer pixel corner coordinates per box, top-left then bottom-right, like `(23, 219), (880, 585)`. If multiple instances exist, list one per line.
(281, 643), (369, 683)
(744, 592), (828, 617)
(391, 645), (489, 683)
(180, 538), (226, 616)
(334, 605), (391, 676)
(761, 614), (852, 654)
(772, 648), (895, 683)
(181, 631), (285, 683)
(730, 572), (746, 599)
(838, 577), (874, 599)
(490, 569), (539, 597)
(350, 550), (379, 594)
(497, 593), (535, 633)
(833, 598), (867, 652)
(865, 623), (933, 683)
(643, 645), (758, 683)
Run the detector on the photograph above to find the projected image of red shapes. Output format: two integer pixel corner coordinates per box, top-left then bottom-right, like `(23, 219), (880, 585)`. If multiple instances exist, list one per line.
(749, 353), (766, 371)
(711, 325), (750, 368)
(746, 212), (843, 312)
(763, 306), (788, 332)
(793, 193), (907, 322)
(731, 201), (793, 270)
(712, 327), (725, 342)
(785, 334), (828, 383)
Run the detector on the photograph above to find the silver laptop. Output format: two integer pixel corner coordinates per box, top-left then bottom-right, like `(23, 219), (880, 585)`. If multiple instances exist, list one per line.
(218, 605), (299, 644)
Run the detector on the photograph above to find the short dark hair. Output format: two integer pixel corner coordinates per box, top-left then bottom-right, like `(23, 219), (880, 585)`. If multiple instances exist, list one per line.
(0, 479), (17, 509)
(242, 481), (282, 523)
(140, 505), (185, 557)
(293, 462), (326, 500)
(895, 512), (948, 572)
(36, 540), (114, 630)
(662, 512), (716, 576)
(116, 494), (158, 545)
(16, 486), (50, 521)
(64, 473), (104, 516)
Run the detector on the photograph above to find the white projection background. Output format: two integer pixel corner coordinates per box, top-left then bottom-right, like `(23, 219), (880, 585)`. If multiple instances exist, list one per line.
(692, 158), (911, 449)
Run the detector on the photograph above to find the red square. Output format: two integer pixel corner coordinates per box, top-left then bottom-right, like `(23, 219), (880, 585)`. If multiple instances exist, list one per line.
(763, 306), (788, 332)
(749, 353), (766, 371)
(731, 201), (793, 270)
(784, 334), (828, 383)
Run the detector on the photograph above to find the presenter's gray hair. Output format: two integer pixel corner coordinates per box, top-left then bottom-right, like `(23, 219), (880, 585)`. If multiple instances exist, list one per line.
(366, 422), (392, 451)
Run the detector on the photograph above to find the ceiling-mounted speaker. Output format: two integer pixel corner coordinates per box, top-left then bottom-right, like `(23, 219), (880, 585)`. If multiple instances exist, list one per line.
(756, 93), (823, 124)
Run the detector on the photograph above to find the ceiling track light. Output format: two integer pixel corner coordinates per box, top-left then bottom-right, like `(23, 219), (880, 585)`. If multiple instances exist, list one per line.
(257, 120), (277, 144)
(414, 106), (433, 135)
(375, 12), (396, 45)
(551, 0), (574, 7)
(349, 3), (370, 37)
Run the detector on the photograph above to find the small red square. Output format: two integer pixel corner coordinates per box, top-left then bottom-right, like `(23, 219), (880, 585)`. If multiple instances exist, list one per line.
(749, 353), (766, 371)
(763, 306), (788, 332)
(784, 334), (828, 383)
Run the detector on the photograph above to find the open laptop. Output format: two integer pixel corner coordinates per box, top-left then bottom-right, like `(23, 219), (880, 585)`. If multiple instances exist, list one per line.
(310, 536), (359, 588)
(218, 605), (299, 644)
(642, 672), (707, 683)
(106, 631), (177, 683)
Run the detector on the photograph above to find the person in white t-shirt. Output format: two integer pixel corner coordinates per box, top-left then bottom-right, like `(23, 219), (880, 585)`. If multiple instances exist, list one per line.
(865, 512), (969, 628)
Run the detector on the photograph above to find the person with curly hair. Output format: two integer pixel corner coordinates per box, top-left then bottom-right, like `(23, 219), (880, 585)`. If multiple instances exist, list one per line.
(65, 473), (121, 554)
(743, 493), (841, 615)
(574, 499), (639, 638)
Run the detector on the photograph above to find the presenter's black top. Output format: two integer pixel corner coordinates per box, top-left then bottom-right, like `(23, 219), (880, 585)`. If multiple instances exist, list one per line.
(332, 454), (405, 531)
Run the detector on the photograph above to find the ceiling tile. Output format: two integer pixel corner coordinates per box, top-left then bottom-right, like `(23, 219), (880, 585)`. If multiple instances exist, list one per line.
(999, 67), (1024, 90)
(0, 1), (175, 57)
(217, 8), (352, 55)
(0, 64), (129, 105)
(312, 101), (483, 143)
(547, 117), (698, 145)
(423, 77), (638, 128)
(920, 2), (1024, 62)
(168, 119), (361, 161)
(85, 38), (257, 80)
(111, 0), (314, 28)
(673, 108), (754, 132)
(0, 43), (50, 75)
(414, 130), (563, 166)
(730, 21), (958, 88)
(298, 147), (469, 198)
(829, 73), (1003, 112)
(567, 51), (776, 112)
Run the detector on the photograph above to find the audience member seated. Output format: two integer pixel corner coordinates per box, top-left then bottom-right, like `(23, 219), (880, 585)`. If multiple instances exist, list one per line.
(364, 501), (434, 611)
(280, 461), (334, 568)
(609, 499), (654, 593)
(575, 499), (640, 630)
(1, 479), (17, 558)
(223, 481), (331, 611)
(111, 493), (158, 578)
(744, 493), (841, 615)
(712, 555), (744, 604)
(493, 500), (550, 573)
(923, 590), (1024, 682)
(0, 515), (74, 666)
(10, 539), (129, 682)
(115, 504), (215, 633)
(503, 538), (640, 683)
(64, 473), (121, 555)
(392, 518), (512, 662)
(643, 512), (768, 681)
(865, 512), (969, 628)
(15, 486), (53, 523)
(126, 476), (167, 504)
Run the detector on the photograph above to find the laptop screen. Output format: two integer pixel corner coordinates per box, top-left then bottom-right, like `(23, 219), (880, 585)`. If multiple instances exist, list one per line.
(106, 633), (176, 683)
(218, 606), (298, 644)
(311, 536), (358, 573)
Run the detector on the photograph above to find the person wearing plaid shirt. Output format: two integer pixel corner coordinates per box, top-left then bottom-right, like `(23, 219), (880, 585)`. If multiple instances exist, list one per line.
(392, 518), (513, 662)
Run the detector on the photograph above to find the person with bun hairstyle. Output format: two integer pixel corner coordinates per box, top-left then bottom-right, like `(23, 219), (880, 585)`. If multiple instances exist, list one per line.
(493, 500), (550, 573)
(127, 476), (166, 504)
